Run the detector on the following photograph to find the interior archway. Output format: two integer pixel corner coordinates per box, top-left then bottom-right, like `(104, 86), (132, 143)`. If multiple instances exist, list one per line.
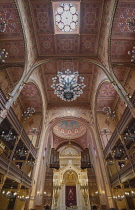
(1, 1), (135, 210)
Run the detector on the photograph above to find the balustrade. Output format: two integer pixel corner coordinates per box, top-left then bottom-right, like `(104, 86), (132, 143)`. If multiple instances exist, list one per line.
(104, 91), (135, 158)
(0, 154), (32, 188)
(0, 89), (37, 159)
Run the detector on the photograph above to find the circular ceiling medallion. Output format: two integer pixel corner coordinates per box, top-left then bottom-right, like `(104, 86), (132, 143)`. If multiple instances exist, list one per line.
(55, 3), (79, 32)
(53, 120), (86, 139)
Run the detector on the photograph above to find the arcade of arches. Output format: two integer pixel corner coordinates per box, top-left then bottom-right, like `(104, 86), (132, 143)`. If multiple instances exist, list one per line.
(0, 0), (135, 210)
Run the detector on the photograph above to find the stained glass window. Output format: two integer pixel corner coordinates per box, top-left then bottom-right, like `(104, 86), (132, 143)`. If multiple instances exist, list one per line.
(55, 3), (79, 32)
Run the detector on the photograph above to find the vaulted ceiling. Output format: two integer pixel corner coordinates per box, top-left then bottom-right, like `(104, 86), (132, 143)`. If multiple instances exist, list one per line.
(111, 1), (135, 63)
(30, 0), (102, 57)
(0, 0), (135, 113)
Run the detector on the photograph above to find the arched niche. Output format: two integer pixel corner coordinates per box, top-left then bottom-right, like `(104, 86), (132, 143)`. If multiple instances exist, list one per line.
(63, 170), (79, 186)
(18, 81), (43, 147)
(43, 116), (92, 150)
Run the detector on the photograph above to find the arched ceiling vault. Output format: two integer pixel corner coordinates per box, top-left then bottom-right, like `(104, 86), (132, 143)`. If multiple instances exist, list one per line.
(1, 0), (135, 116)
(109, 0), (135, 108)
(19, 81), (42, 113)
(43, 116), (94, 150)
(96, 81), (118, 112)
(26, 58), (133, 109)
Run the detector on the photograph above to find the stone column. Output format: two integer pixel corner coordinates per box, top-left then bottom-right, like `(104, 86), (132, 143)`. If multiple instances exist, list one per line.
(85, 188), (91, 210)
(59, 184), (66, 210)
(51, 187), (56, 210)
(76, 184), (84, 210)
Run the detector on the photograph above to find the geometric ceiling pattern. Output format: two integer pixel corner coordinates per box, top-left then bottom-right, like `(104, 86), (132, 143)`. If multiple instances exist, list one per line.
(30, 0), (102, 57)
(96, 82), (117, 112)
(1, 0), (134, 112)
(20, 82), (42, 113)
(111, 1), (135, 63)
(42, 60), (95, 105)
(6, 67), (23, 84)
(113, 66), (130, 85)
(0, 0), (25, 62)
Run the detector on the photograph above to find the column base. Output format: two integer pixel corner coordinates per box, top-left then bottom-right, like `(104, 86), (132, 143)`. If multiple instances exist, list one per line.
(58, 205), (66, 210)
(77, 205), (86, 210)
(85, 204), (91, 210)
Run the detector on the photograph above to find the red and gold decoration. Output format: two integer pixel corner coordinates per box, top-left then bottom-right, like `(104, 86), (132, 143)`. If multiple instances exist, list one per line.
(66, 186), (77, 207)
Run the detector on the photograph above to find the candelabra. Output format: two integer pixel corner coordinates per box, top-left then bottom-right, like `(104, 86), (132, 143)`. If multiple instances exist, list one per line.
(0, 129), (17, 141)
(102, 107), (115, 119)
(0, 49), (8, 63)
(22, 107), (35, 120)
(128, 46), (135, 62)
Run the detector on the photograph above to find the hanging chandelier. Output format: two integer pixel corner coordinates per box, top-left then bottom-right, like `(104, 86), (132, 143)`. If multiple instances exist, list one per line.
(2, 190), (17, 199)
(0, 129), (17, 141)
(126, 16), (135, 32)
(51, 69), (86, 101)
(128, 46), (135, 62)
(0, 15), (6, 32)
(113, 195), (125, 201)
(103, 107), (115, 119)
(17, 195), (29, 201)
(27, 158), (36, 166)
(0, 49), (8, 63)
(125, 191), (135, 198)
(16, 145), (27, 157)
(22, 107), (35, 120)
(123, 127), (135, 141)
